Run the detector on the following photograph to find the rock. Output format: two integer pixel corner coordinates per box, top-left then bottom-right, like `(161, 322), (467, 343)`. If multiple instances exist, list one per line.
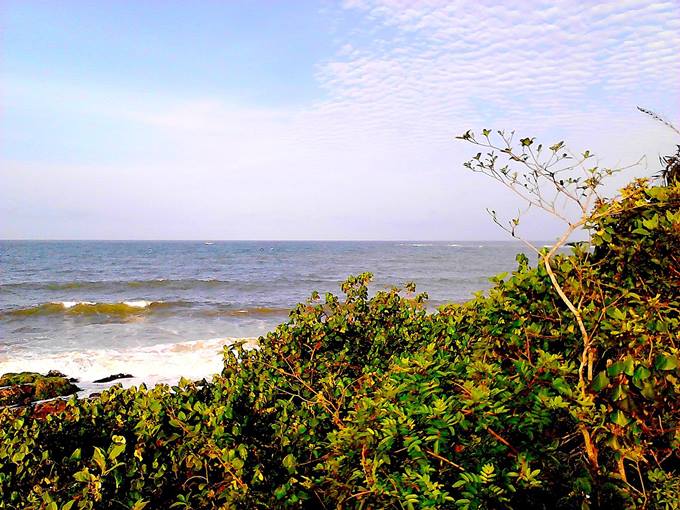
(32, 398), (69, 420)
(93, 373), (134, 383)
(46, 369), (79, 382)
(0, 371), (81, 407)
(0, 383), (34, 406)
(34, 377), (79, 401)
(0, 372), (43, 386)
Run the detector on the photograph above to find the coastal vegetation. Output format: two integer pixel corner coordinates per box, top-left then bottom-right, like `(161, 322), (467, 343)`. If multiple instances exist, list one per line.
(1, 135), (678, 509)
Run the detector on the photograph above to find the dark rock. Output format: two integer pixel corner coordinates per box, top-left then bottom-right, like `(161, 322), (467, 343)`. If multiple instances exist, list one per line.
(93, 373), (134, 383)
(46, 370), (79, 382)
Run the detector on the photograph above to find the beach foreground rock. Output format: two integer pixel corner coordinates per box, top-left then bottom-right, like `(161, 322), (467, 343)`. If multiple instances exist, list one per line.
(93, 373), (134, 383)
(0, 371), (81, 406)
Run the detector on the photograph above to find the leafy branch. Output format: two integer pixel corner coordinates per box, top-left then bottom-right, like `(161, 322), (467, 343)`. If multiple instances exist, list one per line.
(456, 128), (643, 472)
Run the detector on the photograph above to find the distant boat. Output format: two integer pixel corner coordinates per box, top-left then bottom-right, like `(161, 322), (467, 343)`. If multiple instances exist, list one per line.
(204, 242), (214, 245)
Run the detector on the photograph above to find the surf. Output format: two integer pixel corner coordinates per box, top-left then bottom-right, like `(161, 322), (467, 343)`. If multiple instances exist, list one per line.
(2, 300), (170, 317)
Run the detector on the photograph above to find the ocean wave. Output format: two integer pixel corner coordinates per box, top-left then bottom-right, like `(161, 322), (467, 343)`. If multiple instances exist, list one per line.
(125, 278), (228, 289)
(0, 336), (259, 392)
(2, 300), (172, 317)
(199, 306), (291, 318)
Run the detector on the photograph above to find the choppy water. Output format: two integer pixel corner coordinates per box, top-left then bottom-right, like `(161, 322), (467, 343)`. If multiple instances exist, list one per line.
(0, 240), (531, 391)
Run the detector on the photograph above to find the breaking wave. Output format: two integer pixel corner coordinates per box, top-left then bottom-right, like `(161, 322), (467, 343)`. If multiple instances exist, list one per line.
(3, 300), (173, 317)
(0, 336), (259, 393)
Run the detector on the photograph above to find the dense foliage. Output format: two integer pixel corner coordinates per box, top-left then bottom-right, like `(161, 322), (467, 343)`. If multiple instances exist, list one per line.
(0, 179), (678, 509)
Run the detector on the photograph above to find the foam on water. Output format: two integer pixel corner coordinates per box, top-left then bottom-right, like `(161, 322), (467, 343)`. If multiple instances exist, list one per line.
(0, 336), (258, 394)
(122, 300), (154, 308)
(61, 301), (95, 309)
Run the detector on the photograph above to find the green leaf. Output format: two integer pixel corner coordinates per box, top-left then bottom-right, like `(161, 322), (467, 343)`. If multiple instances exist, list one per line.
(654, 354), (678, 371)
(108, 444), (125, 462)
(633, 365), (651, 388)
(92, 447), (106, 473)
(642, 214), (659, 230)
(282, 453), (297, 473)
(69, 448), (81, 462)
(274, 486), (287, 500)
(611, 384), (627, 401)
(609, 410), (629, 427)
(73, 469), (91, 483)
(634, 365), (651, 380)
(623, 357), (635, 376)
(641, 381), (656, 400)
(607, 308), (626, 321)
(607, 361), (626, 377)
(591, 371), (610, 392)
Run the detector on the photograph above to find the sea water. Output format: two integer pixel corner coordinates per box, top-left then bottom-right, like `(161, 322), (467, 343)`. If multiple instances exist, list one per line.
(0, 240), (532, 392)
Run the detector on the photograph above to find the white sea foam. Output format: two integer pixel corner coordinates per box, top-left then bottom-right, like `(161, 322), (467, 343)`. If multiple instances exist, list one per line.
(0, 336), (258, 394)
(55, 300), (157, 309)
(60, 301), (96, 309)
(122, 300), (154, 308)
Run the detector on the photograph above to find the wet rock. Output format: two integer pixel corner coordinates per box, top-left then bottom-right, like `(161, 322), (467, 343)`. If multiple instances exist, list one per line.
(0, 371), (81, 407)
(93, 373), (134, 383)
(46, 369), (79, 382)
(34, 377), (79, 400)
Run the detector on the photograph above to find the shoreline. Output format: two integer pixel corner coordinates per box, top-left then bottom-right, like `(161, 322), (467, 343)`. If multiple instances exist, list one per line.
(0, 336), (260, 396)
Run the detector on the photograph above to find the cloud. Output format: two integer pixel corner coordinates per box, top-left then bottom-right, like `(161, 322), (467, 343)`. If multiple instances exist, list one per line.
(316, 0), (680, 143)
(2, 0), (679, 239)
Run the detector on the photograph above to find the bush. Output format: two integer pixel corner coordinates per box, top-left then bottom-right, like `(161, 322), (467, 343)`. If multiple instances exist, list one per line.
(0, 180), (678, 509)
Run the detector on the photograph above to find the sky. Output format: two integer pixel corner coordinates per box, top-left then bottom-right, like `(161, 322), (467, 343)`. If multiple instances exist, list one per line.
(1, 0), (679, 240)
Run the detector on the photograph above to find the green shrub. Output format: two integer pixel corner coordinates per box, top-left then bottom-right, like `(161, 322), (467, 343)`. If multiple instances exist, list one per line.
(0, 180), (677, 509)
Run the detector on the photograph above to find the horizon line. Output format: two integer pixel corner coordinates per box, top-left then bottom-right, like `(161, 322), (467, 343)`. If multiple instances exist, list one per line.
(0, 238), (546, 243)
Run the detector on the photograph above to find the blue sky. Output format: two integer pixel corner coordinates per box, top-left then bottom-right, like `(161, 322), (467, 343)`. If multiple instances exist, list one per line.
(2, 0), (679, 240)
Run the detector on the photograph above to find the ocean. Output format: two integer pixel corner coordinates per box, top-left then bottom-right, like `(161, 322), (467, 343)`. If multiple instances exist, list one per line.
(0, 240), (532, 393)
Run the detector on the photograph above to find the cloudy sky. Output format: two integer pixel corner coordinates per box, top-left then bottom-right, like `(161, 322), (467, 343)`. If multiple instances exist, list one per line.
(2, 0), (679, 240)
